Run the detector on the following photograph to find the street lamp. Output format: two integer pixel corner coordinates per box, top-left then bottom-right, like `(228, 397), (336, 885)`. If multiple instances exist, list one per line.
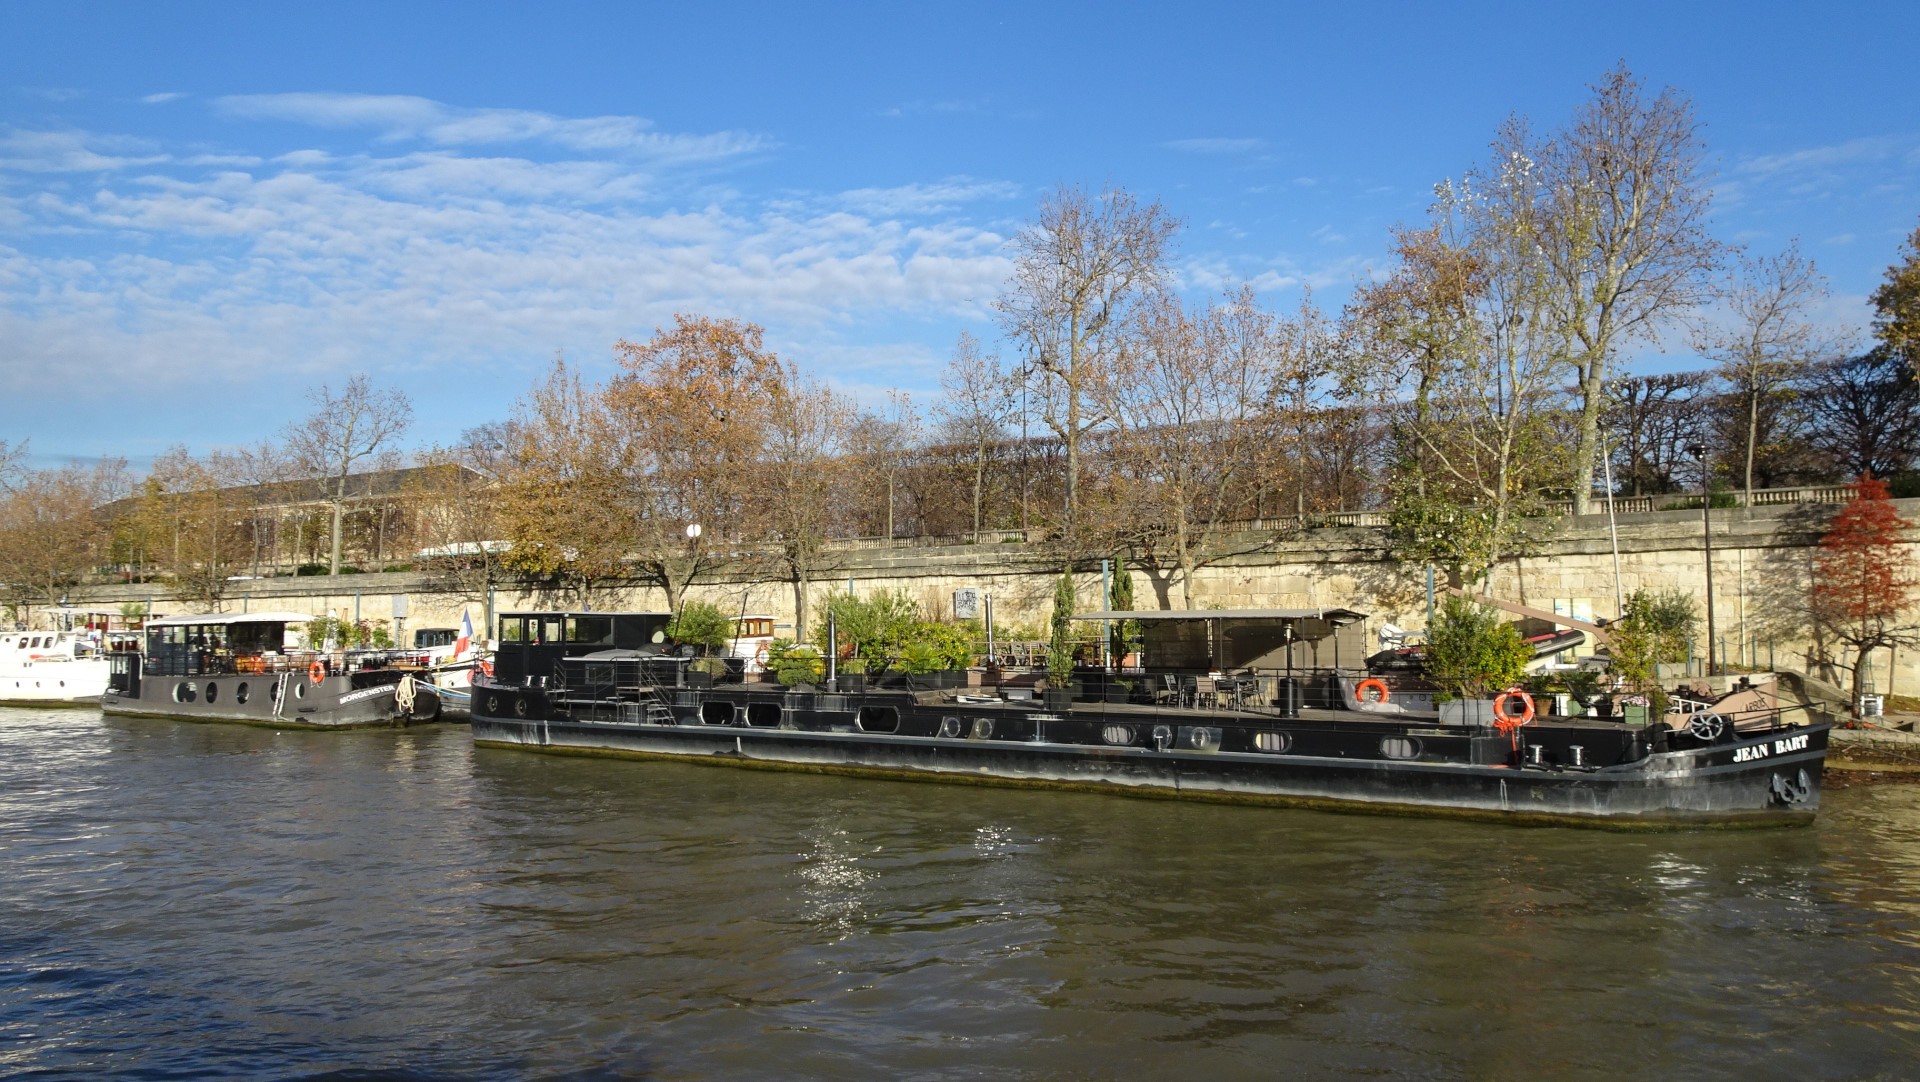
(1687, 443), (1717, 676)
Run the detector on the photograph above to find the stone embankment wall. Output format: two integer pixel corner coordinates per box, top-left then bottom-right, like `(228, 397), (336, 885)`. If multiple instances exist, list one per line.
(71, 500), (1920, 694)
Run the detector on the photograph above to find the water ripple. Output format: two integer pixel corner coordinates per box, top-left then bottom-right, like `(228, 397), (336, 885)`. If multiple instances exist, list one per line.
(3, 707), (1920, 1078)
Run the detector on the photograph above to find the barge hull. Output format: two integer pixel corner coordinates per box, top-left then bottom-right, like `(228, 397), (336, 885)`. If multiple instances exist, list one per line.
(469, 710), (1825, 829)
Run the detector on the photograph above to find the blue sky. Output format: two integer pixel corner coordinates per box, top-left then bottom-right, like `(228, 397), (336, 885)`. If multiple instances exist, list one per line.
(3, 1), (1917, 471)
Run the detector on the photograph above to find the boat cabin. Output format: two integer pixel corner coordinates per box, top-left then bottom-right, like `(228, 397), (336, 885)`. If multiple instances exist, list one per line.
(727, 614), (778, 672)
(491, 611), (674, 685)
(1072, 607), (1369, 712)
(136, 612), (315, 677)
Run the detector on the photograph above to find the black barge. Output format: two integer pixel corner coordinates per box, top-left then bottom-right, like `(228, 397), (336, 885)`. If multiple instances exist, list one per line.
(469, 608), (1826, 829)
(103, 612), (442, 728)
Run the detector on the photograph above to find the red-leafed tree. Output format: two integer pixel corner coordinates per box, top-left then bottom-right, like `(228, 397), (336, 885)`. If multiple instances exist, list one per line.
(1810, 475), (1920, 711)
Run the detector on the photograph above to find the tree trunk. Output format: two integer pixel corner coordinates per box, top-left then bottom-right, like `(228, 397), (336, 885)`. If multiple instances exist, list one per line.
(1572, 357), (1603, 516)
(792, 567), (810, 643)
(1745, 389), (1759, 505)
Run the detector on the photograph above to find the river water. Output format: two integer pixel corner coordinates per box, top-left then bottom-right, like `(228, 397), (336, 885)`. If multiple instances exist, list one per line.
(3, 707), (1919, 1081)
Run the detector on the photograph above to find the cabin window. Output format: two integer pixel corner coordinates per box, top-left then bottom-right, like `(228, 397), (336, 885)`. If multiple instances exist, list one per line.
(1253, 731), (1292, 753)
(857, 706), (899, 733)
(746, 702), (782, 728)
(1102, 725), (1137, 746)
(1380, 737), (1421, 760)
(736, 618), (774, 638)
(500, 618), (528, 644)
(700, 701), (736, 725)
(568, 616), (615, 644)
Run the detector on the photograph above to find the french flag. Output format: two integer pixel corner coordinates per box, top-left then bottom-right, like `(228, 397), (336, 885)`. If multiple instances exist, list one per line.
(455, 610), (473, 658)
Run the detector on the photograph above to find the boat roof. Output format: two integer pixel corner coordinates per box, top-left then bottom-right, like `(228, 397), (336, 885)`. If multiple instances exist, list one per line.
(1072, 607), (1368, 623)
(145, 611), (314, 628)
(500, 610), (672, 617)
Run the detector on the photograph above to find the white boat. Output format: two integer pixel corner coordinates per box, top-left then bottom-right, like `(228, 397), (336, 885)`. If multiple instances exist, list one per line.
(0, 629), (116, 705)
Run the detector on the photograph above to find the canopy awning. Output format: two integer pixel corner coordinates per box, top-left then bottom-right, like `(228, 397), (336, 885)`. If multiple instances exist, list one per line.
(145, 611), (314, 628)
(1071, 607), (1367, 624)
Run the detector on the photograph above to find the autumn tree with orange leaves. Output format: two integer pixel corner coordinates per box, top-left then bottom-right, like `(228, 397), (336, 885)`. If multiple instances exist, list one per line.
(1810, 475), (1920, 711)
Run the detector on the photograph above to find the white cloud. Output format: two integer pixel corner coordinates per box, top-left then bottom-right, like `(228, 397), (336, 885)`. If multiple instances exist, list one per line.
(0, 129), (1013, 411)
(1163, 137), (1264, 155)
(142, 92), (187, 105)
(0, 129), (168, 172)
(838, 179), (1023, 216)
(214, 92), (767, 161)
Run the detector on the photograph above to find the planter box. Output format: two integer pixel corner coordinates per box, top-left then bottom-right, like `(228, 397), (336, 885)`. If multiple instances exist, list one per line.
(1105, 684), (1135, 703)
(1042, 687), (1074, 711)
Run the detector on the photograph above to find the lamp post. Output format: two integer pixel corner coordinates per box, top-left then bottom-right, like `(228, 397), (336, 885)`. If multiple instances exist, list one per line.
(1687, 443), (1716, 676)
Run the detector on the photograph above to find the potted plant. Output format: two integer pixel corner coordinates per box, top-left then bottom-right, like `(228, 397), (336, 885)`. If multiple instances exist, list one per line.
(1422, 596), (1532, 726)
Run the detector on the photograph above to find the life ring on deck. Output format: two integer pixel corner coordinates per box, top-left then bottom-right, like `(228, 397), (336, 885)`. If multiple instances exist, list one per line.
(308, 659), (326, 685)
(1354, 678), (1391, 705)
(754, 644), (771, 667)
(476, 658), (494, 678)
(1492, 689), (1536, 729)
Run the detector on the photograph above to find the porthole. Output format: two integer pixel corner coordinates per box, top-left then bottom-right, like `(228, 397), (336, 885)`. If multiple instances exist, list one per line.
(938, 716), (963, 738)
(746, 702), (782, 728)
(970, 718), (994, 740)
(1102, 725), (1136, 746)
(205, 682), (219, 704)
(174, 682), (197, 704)
(293, 681), (306, 700)
(856, 705), (899, 734)
(235, 682), (250, 705)
(1253, 731), (1292, 753)
(700, 701), (735, 725)
(1183, 726), (1220, 752)
(485, 693), (502, 715)
(514, 697), (529, 718)
(1381, 737), (1421, 760)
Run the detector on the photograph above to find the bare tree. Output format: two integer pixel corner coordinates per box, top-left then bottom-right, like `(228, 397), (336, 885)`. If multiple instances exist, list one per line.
(0, 439), (26, 495)
(996, 184), (1179, 544)
(753, 366), (853, 638)
(1696, 242), (1844, 501)
(1800, 348), (1920, 481)
(412, 427), (510, 627)
(1099, 286), (1287, 608)
(1349, 160), (1573, 585)
(933, 332), (1019, 539)
(1536, 65), (1722, 514)
(133, 448), (252, 610)
(842, 391), (921, 540)
(283, 375), (413, 576)
(1604, 373), (1711, 496)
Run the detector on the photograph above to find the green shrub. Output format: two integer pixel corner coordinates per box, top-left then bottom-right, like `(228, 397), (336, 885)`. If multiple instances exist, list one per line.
(667, 600), (733, 655)
(1423, 596), (1532, 701)
(766, 638), (824, 686)
(813, 590), (921, 671)
(1606, 589), (1697, 715)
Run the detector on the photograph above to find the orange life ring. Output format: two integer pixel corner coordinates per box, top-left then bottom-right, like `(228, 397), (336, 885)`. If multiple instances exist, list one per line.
(476, 658), (493, 677)
(1354, 678), (1391, 705)
(308, 659), (326, 685)
(1492, 689), (1536, 729)
(753, 644), (771, 667)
